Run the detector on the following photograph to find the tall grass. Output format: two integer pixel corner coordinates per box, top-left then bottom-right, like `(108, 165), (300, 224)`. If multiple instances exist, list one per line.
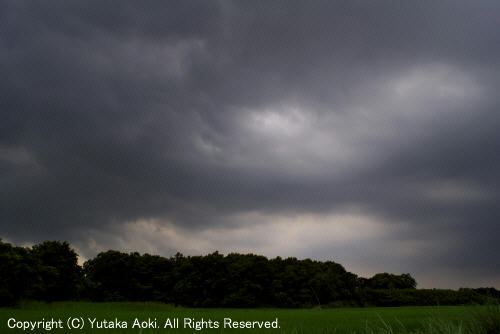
(468, 304), (500, 334)
(365, 304), (500, 334)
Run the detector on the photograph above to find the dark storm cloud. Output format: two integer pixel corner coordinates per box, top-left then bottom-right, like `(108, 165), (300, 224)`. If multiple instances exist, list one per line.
(1, 1), (499, 287)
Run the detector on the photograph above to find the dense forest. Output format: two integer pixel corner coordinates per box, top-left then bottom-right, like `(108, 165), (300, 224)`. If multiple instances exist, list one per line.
(1, 239), (499, 307)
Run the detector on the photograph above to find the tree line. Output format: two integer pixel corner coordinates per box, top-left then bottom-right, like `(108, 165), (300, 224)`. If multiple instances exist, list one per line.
(1, 239), (499, 307)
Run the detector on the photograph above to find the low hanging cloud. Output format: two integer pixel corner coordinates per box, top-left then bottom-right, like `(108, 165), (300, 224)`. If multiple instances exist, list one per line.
(1, 1), (500, 288)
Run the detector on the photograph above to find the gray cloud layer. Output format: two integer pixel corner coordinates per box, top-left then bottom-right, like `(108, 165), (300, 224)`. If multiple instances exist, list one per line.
(1, 1), (499, 288)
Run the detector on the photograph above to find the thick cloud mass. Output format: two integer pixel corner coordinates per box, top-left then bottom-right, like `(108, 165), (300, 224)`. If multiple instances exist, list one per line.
(1, 1), (499, 288)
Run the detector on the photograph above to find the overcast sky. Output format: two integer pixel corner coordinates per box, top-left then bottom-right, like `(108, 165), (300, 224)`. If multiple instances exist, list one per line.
(1, 1), (499, 288)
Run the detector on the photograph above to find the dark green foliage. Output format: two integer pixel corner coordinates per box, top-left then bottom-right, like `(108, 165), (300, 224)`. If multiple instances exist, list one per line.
(81, 251), (360, 307)
(0, 239), (81, 305)
(80, 249), (498, 307)
(83, 250), (171, 302)
(0, 240), (39, 305)
(1, 238), (499, 308)
(358, 288), (493, 307)
(31, 241), (82, 301)
(220, 253), (268, 307)
(362, 272), (417, 290)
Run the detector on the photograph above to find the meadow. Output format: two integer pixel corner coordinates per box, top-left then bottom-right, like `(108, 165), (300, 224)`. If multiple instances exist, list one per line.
(1, 302), (496, 334)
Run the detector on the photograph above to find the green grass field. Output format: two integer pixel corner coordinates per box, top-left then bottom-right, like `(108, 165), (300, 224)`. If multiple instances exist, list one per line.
(0, 302), (490, 333)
